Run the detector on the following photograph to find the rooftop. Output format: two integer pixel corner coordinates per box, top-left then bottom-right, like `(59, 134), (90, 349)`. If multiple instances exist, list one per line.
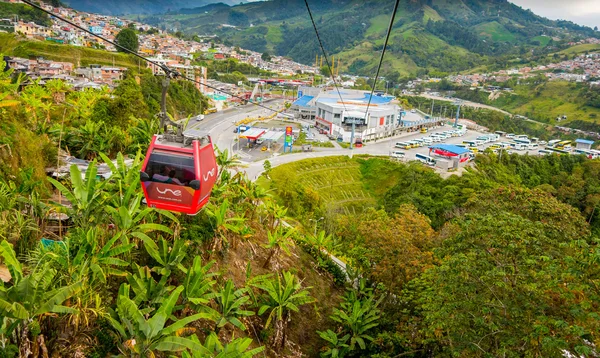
(429, 144), (471, 155)
(575, 139), (595, 145)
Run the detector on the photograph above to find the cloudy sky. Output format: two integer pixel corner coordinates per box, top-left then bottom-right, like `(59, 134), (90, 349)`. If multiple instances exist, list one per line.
(510, 0), (600, 29)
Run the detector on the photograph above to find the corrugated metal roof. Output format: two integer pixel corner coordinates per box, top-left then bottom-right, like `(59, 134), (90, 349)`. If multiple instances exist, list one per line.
(293, 95), (314, 108)
(575, 139), (594, 145)
(429, 144), (470, 155)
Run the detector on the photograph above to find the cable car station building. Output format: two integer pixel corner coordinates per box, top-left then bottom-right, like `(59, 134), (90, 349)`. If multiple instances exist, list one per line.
(428, 144), (471, 170)
(292, 87), (441, 143)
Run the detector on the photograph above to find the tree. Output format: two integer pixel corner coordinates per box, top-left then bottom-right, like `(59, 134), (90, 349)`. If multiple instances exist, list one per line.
(47, 163), (106, 228)
(252, 271), (314, 352)
(418, 191), (595, 357)
(115, 28), (139, 53)
(328, 288), (382, 352)
(212, 279), (253, 334)
(261, 52), (271, 62)
(107, 284), (210, 357)
(0, 240), (83, 357)
(262, 227), (295, 268)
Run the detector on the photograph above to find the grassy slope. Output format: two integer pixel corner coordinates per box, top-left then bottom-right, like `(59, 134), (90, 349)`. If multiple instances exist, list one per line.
(558, 43), (600, 55)
(261, 156), (379, 214)
(492, 82), (600, 124)
(0, 33), (142, 69)
(473, 21), (517, 42)
(532, 35), (551, 46)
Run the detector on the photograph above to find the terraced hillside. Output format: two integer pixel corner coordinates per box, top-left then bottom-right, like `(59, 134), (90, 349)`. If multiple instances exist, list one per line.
(263, 156), (377, 215)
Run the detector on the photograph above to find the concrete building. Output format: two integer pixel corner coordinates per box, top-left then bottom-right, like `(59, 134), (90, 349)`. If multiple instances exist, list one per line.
(292, 88), (403, 142)
(575, 139), (594, 150)
(428, 144), (471, 170)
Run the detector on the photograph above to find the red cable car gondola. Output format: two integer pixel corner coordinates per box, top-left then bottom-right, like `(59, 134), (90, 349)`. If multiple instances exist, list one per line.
(140, 134), (217, 215)
(354, 137), (363, 148)
(139, 75), (218, 215)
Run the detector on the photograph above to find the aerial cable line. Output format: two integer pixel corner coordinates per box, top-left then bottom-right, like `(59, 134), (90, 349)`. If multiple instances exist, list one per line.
(303, 0), (348, 113)
(364, 0), (400, 119)
(21, 0), (286, 116)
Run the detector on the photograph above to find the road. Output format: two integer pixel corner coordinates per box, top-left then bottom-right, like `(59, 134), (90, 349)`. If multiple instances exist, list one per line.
(414, 93), (552, 128)
(186, 99), (285, 154)
(415, 93), (512, 115)
(238, 126), (507, 179)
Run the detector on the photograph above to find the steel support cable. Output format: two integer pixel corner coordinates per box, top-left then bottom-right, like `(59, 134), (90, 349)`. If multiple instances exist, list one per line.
(364, 0), (401, 118)
(303, 0), (348, 113)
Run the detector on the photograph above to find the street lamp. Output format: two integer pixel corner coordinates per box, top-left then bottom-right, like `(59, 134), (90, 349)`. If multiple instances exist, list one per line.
(309, 217), (324, 236)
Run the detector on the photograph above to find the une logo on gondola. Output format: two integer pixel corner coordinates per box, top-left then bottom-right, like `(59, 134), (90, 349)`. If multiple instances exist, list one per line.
(203, 168), (216, 182)
(156, 187), (182, 197)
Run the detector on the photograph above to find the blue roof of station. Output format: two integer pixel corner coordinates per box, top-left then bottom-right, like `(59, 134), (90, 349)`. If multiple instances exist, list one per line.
(293, 95), (314, 108)
(316, 92), (394, 105)
(429, 144), (471, 155)
(575, 139), (594, 145)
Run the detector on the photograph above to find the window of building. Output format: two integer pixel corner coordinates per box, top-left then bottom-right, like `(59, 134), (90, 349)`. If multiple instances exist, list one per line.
(334, 113), (341, 119)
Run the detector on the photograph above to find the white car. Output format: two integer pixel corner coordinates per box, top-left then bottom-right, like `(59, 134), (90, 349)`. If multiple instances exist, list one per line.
(410, 109), (416, 113)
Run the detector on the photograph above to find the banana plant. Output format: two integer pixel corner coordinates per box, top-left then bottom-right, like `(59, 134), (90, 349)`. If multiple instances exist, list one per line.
(262, 227), (295, 269)
(72, 228), (134, 284)
(204, 199), (246, 253)
(107, 284), (212, 358)
(317, 330), (350, 358)
(180, 256), (218, 314)
(106, 194), (174, 245)
(47, 162), (107, 228)
(98, 152), (143, 209)
(330, 290), (382, 351)
(126, 264), (173, 311)
(0, 240), (83, 355)
(181, 333), (265, 358)
(141, 237), (188, 276)
(213, 279), (254, 334)
(251, 271), (314, 352)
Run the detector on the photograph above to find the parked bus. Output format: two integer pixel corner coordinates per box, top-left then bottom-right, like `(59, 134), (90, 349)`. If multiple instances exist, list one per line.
(555, 140), (572, 150)
(515, 135), (528, 140)
(463, 140), (477, 148)
(420, 127), (428, 133)
(390, 151), (405, 159)
(415, 153), (436, 166)
(395, 142), (411, 150)
(545, 146), (569, 154)
(547, 139), (561, 147)
(539, 149), (552, 155)
(510, 142), (528, 150)
(205, 107), (217, 114)
(408, 140), (420, 148)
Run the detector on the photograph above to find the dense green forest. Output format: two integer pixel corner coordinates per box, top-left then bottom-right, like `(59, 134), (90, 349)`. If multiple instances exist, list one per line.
(263, 153), (600, 357)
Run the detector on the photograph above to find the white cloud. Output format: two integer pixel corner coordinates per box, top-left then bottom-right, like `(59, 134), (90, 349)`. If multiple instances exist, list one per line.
(510, 0), (600, 28)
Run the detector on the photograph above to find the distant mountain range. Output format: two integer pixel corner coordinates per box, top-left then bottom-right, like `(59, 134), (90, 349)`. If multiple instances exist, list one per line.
(63, 0), (600, 77)
(60, 0), (239, 15)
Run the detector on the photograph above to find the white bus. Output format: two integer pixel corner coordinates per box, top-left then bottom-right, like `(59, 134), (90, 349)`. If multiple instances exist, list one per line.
(515, 135), (529, 140)
(548, 139), (561, 147)
(463, 140), (477, 148)
(395, 142), (411, 149)
(539, 149), (552, 155)
(415, 153), (436, 166)
(510, 142), (528, 150)
(390, 151), (406, 159)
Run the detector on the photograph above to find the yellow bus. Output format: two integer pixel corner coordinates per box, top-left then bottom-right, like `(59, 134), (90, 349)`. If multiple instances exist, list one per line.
(205, 107), (217, 114)
(420, 127), (428, 134)
(555, 140), (572, 150)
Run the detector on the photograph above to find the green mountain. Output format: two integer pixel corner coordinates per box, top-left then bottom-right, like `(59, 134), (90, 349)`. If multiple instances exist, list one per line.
(61, 0), (238, 15)
(143, 0), (599, 77)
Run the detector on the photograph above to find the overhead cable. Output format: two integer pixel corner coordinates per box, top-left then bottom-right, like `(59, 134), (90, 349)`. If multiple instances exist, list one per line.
(303, 0), (348, 112)
(364, 0), (401, 119)
(21, 0), (289, 115)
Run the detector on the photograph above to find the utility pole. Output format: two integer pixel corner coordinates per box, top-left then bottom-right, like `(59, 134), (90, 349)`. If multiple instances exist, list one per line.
(454, 101), (463, 128)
